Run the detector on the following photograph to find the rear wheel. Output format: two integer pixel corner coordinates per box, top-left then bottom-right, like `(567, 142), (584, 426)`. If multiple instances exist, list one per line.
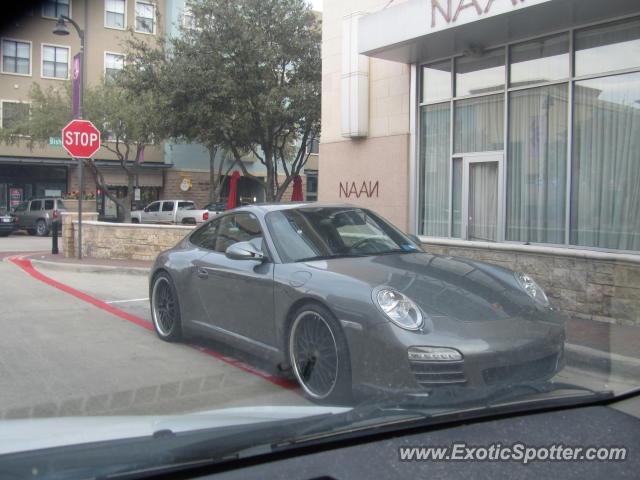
(36, 220), (49, 236)
(288, 304), (352, 404)
(131, 218), (139, 224)
(150, 272), (182, 342)
(27, 229), (36, 236)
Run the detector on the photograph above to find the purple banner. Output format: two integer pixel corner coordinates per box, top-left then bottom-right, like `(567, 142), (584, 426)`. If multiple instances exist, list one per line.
(72, 53), (82, 119)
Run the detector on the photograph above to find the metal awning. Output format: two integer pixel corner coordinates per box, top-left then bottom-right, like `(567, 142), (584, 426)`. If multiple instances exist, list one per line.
(98, 167), (164, 187)
(0, 156), (76, 166)
(359, 0), (640, 64)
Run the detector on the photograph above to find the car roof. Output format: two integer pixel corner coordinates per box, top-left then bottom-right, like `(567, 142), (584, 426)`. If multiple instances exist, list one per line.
(235, 202), (362, 213)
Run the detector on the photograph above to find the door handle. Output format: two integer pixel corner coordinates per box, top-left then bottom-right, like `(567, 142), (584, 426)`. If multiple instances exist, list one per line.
(197, 267), (208, 279)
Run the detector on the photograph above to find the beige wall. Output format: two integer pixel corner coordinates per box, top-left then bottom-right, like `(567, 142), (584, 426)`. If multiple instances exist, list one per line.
(320, 0), (412, 230)
(0, 0), (164, 164)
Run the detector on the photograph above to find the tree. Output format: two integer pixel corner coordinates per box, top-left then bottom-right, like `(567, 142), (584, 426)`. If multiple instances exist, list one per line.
(127, 0), (321, 202)
(0, 79), (162, 222)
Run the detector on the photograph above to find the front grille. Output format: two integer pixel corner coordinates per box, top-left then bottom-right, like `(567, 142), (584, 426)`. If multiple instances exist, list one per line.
(482, 352), (561, 385)
(409, 360), (467, 387)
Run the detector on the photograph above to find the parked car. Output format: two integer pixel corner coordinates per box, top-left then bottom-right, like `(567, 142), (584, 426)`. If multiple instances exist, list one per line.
(131, 200), (210, 225)
(0, 209), (17, 237)
(149, 203), (565, 404)
(203, 201), (227, 215)
(12, 197), (67, 236)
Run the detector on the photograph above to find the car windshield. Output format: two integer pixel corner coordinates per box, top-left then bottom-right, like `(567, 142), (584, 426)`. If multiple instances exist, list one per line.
(267, 207), (422, 262)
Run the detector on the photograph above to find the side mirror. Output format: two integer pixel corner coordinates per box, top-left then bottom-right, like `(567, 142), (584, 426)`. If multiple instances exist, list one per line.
(225, 241), (264, 261)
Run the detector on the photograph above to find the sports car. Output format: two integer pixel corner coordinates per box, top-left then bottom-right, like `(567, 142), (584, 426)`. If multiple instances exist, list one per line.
(149, 203), (565, 403)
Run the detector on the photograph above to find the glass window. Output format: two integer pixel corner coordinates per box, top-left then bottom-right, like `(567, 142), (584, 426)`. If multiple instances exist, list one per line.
(42, 45), (69, 79)
(575, 17), (640, 77)
(1, 101), (29, 129)
(571, 72), (640, 250)
(146, 201), (160, 212)
(507, 84), (568, 244)
(190, 219), (219, 251)
(2, 39), (30, 75)
(452, 158), (462, 237)
(44, 200), (54, 210)
(105, 53), (124, 80)
(42, 0), (69, 18)
(30, 200), (41, 211)
(455, 48), (505, 97)
(178, 201), (195, 210)
(162, 201), (174, 212)
(510, 34), (570, 87)
(307, 138), (319, 154)
(215, 213), (262, 253)
(106, 0), (126, 29)
(136, 1), (155, 33)
(422, 60), (452, 103)
(454, 94), (504, 153)
(419, 102), (450, 236)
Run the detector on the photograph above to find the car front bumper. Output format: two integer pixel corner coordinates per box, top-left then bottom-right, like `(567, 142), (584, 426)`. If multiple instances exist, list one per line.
(342, 312), (566, 397)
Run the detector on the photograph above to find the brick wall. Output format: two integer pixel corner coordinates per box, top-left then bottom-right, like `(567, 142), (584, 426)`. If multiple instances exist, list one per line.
(62, 213), (194, 261)
(422, 240), (640, 327)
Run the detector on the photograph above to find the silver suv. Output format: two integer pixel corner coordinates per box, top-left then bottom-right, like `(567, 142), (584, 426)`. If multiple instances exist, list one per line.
(12, 198), (67, 236)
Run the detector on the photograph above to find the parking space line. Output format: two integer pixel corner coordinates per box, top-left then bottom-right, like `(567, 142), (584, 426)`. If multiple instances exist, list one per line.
(9, 255), (298, 392)
(106, 298), (149, 304)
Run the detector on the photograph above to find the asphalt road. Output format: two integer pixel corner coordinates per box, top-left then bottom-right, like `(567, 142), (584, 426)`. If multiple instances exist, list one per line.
(0, 239), (306, 419)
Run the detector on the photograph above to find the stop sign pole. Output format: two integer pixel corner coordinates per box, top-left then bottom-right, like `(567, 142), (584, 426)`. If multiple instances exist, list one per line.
(62, 120), (101, 260)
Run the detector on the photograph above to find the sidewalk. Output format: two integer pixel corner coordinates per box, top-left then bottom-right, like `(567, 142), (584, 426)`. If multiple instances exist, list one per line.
(20, 250), (640, 379)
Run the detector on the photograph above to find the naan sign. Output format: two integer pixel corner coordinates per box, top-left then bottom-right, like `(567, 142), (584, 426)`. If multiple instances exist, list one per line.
(429, 0), (553, 30)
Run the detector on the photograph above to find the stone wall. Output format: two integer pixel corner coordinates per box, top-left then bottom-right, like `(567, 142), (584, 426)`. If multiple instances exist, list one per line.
(62, 213), (194, 261)
(421, 238), (640, 327)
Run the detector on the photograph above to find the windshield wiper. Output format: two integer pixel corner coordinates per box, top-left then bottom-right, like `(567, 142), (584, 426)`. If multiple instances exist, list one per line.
(297, 253), (369, 262)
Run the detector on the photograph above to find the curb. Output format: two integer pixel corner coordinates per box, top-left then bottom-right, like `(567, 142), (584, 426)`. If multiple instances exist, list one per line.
(565, 342), (640, 380)
(29, 258), (151, 276)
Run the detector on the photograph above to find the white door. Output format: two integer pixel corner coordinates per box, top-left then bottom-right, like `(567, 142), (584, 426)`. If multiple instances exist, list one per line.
(459, 153), (503, 242)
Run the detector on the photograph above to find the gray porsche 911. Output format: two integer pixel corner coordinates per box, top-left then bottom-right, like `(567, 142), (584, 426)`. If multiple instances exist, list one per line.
(149, 203), (565, 403)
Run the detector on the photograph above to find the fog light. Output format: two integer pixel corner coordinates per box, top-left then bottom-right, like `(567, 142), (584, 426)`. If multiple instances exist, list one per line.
(408, 346), (463, 362)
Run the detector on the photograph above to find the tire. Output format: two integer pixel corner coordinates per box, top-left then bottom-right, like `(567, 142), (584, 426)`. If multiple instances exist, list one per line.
(131, 218), (140, 224)
(27, 229), (36, 236)
(36, 219), (50, 237)
(288, 303), (352, 405)
(150, 272), (183, 342)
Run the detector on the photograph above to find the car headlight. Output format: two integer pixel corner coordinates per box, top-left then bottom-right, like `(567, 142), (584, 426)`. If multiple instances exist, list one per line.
(374, 288), (424, 330)
(515, 272), (551, 307)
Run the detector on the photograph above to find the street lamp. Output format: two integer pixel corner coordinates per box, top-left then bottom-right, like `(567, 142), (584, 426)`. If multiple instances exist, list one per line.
(54, 15), (86, 259)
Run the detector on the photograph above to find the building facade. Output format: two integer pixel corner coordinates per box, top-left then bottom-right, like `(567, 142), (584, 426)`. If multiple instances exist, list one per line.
(320, 0), (640, 325)
(0, 0), (166, 214)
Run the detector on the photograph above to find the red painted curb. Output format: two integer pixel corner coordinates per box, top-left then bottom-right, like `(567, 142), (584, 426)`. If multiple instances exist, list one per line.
(9, 255), (298, 392)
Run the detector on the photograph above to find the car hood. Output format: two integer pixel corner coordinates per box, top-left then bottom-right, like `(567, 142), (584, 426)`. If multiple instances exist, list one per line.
(0, 405), (349, 455)
(305, 252), (552, 322)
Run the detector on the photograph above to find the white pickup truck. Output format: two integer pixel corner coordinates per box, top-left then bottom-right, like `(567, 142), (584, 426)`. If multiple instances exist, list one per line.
(130, 200), (211, 225)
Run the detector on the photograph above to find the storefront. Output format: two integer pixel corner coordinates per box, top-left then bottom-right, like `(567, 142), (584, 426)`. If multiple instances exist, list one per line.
(0, 160), (70, 211)
(319, 0), (640, 325)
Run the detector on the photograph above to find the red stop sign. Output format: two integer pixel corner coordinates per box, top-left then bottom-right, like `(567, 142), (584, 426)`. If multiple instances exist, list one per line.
(62, 120), (101, 158)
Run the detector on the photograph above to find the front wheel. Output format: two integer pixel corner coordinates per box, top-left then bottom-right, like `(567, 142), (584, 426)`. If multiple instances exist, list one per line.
(150, 272), (182, 342)
(288, 304), (352, 404)
(36, 220), (49, 237)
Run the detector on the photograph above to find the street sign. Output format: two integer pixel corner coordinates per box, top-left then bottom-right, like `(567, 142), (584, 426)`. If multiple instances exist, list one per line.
(61, 120), (101, 158)
(49, 137), (62, 146)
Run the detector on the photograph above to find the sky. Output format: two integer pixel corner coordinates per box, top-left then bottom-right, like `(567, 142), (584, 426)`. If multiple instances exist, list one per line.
(309, 0), (323, 12)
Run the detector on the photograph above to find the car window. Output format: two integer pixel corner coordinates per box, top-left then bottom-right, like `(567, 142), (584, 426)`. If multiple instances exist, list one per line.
(178, 201), (195, 210)
(214, 213), (262, 253)
(146, 202), (160, 212)
(162, 201), (174, 212)
(29, 200), (41, 211)
(13, 202), (27, 213)
(189, 218), (220, 250)
(44, 200), (54, 210)
(56, 199), (66, 209)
